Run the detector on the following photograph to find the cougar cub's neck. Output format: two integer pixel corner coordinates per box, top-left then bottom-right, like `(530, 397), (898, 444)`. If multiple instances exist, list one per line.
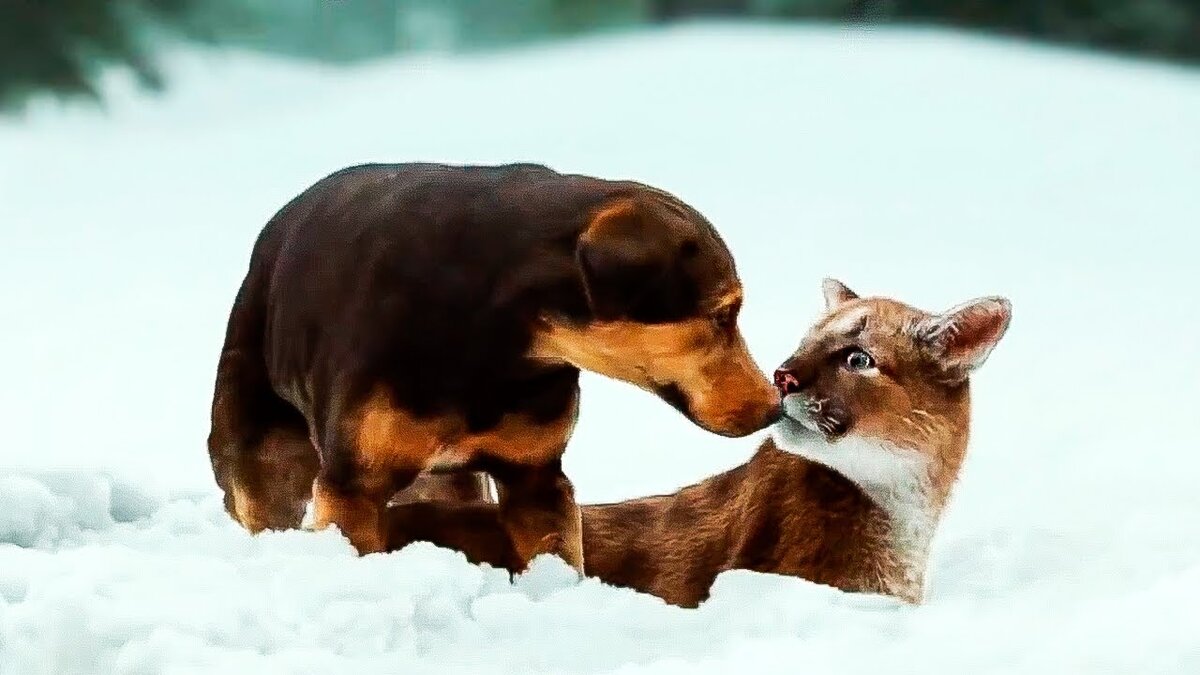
(737, 434), (956, 603)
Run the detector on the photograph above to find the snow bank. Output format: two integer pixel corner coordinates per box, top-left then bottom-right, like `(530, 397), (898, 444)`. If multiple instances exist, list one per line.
(2, 474), (1196, 674)
(0, 473), (162, 549)
(1, 23), (1199, 674)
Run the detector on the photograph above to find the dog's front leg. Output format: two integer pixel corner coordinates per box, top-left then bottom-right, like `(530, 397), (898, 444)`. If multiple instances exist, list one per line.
(465, 392), (584, 573)
(488, 459), (583, 573)
(309, 388), (434, 555)
(311, 468), (401, 555)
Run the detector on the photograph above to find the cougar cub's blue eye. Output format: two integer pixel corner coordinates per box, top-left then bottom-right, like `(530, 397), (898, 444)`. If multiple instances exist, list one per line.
(845, 350), (875, 371)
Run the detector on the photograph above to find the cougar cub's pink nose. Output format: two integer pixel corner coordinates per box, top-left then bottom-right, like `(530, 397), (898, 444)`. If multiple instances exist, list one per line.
(774, 369), (801, 395)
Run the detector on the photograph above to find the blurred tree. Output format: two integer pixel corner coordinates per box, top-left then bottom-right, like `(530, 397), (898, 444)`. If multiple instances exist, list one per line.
(2, 0), (1194, 114)
(0, 0), (211, 112)
(752, 0), (1200, 62)
(538, 0), (645, 38)
(648, 0), (753, 22)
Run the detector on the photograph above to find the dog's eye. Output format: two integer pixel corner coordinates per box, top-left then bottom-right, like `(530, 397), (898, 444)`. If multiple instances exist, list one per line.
(712, 304), (739, 330)
(845, 350), (875, 371)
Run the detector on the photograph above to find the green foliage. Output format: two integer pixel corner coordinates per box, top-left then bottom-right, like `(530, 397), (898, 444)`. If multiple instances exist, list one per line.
(2, 0), (1195, 114)
(0, 0), (208, 112)
(197, 0), (647, 59)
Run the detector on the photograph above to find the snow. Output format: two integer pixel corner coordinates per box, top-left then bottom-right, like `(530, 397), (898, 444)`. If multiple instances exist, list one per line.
(2, 23), (1200, 674)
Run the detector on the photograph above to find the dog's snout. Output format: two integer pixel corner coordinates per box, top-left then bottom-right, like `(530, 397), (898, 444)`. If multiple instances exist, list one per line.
(761, 401), (784, 426)
(774, 368), (802, 396)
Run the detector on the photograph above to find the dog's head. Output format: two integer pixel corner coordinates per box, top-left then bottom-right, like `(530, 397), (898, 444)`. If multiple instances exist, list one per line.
(532, 190), (780, 438)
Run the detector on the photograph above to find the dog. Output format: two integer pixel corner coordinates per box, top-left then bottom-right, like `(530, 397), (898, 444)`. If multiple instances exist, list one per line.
(206, 162), (781, 571)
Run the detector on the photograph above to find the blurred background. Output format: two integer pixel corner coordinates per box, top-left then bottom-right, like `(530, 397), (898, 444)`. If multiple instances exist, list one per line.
(0, 1), (1197, 506)
(3, 0), (1199, 112)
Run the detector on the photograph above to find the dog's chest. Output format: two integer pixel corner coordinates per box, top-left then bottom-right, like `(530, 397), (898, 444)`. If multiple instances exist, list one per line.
(352, 391), (579, 476)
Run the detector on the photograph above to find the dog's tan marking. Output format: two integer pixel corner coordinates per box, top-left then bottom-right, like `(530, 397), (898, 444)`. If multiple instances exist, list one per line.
(348, 385), (578, 473)
(462, 399), (579, 466)
(230, 483), (266, 533)
(311, 479), (388, 555)
(529, 312), (777, 436)
(351, 389), (449, 477)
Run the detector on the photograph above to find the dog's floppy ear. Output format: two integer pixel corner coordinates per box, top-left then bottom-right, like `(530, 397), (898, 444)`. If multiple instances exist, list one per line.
(576, 198), (676, 321)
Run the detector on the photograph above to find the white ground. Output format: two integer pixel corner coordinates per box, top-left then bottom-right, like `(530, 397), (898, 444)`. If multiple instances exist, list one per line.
(2, 23), (1199, 674)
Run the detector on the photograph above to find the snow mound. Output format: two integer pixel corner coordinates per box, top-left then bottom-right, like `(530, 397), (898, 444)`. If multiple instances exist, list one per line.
(0, 472), (162, 549)
(0, 472), (905, 675)
(1, 472), (1197, 674)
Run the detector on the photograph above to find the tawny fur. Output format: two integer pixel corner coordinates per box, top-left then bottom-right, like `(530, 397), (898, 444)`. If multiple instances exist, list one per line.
(388, 438), (947, 607)
(385, 280), (1011, 608)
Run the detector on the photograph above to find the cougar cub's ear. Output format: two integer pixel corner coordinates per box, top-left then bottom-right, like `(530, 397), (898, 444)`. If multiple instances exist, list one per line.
(822, 278), (859, 310)
(916, 296), (1012, 380)
(576, 198), (681, 322)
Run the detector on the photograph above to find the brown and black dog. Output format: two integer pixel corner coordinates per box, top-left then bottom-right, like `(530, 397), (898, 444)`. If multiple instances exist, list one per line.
(385, 280), (1012, 607)
(206, 162), (780, 571)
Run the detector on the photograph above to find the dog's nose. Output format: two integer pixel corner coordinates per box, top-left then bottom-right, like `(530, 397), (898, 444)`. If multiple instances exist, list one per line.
(774, 368), (802, 395)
